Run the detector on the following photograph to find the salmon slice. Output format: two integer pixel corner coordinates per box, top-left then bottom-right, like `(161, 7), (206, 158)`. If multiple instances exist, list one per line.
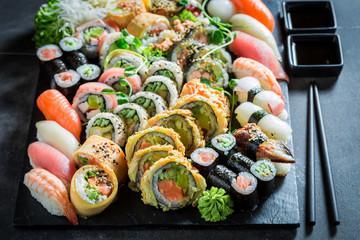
(98, 67), (142, 93)
(37, 90), (82, 141)
(199, 152), (216, 163)
(87, 177), (112, 197)
(157, 179), (183, 202)
(236, 175), (251, 190)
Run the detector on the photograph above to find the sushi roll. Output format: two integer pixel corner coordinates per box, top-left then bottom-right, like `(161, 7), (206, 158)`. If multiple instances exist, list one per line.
(171, 95), (228, 140)
(141, 76), (179, 107)
(231, 172), (259, 211)
(59, 36), (88, 70)
(211, 133), (237, 163)
(74, 19), (119, 59)
(86, 112), (126, 147)
(70, 165), (118, 218)
(226, 152), (254, 173)
(125, 126), (185, 161)
(186, 58), (229, 88)
(74, 135), (127, 184)
(65, 51), (88, 70)
(147, 0), (184, 15)
(76, 64), (101, 84)
(113, 103), (149, 137)
(232, 77), (288, 120)
(190, 147), (219, 177)
(107, 0), (146, 29)
(140, 155), (206, 211)
(130, 91), (167, 117)
(37, 45), (67, 81)
(72, 82), (118, 122)
(170, 39), (204, 70)
(187, 24), (221, 45)
(235, 102), (292, 143)
(147, 109), (205, 156)
(128, 145), (183, 190)
(54, 70), (81, 101)
(207, 165), (237, 193)
(147, 60), (183, 92)
(250, 160), (276, 197)
(192, 45), (232, 72)
(98, 68), (142, 95)
(59, 36), (83, 53)
(36, 44), (63, 62)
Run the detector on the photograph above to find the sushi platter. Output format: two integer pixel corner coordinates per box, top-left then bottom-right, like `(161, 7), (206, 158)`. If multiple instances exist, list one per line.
(14, 0), (300, 227)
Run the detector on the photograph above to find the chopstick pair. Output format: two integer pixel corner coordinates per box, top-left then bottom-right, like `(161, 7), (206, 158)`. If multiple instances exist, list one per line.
(307, 81), (340, 226)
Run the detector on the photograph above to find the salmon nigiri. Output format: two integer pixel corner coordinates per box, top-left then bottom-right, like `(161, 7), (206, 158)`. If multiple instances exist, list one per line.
(28, 141), (77, 191)
(37, 89), (81, 141)
(24, 168), (78, 225)
(232, 57), (283, 98)
(230, 31), (289, 82)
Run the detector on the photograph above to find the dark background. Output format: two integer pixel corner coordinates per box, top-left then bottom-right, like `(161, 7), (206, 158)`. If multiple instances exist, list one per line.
(1, 0), (359, 239)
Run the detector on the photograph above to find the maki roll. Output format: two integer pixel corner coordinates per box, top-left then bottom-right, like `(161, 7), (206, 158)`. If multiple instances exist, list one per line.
(70, 165), (118, 218)
(211, 134), (237, 163)
(147, 109), (204, 155)
(125, 126), (185, 161)
(107, 0), (146, 29)
(36, 44), (63, 62)
(250, 160), (276, 197)
(235, 102), (292, 143)
(186, 59), (229, 88)
(128, 145), (183, 190)
(187, 24), (221, 45)
(141, 76), (179, 107)
(98, 68), (142, 95)
(171, 95), (228, 140)
(54, 70), (81, 101)
(170, 39), (204, 70)
(77, 64), (101, 84)
(59, 37), (88, 70)
(140, 155), (206, 211)
(147, 60), (183, 92)
(86, 112), (126, 147)
(192, 45), (232, 72)
(113, 103), (149, 137)
(207, 165), (237, 193)
(74, 135), (127, 184)
(190, 147), (219, 177)
(226, 152), (254, 173)
(72, 82), (118, 122)
(37, 45), (67, 81)
(65, 51), (88, 70)
(147, 0), (184, 15)
(130, 91), (167, 117)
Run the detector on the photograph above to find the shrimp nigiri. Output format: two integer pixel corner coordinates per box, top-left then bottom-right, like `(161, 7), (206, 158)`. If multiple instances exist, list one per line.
(24, 168), (78, 225)
(37, 89), (82, 141)
(232, 57), (283, 98)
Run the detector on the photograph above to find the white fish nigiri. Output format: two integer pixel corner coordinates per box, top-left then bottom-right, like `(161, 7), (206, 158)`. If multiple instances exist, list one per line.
(233, 77), (288, 120)
(24, 168), (78, 225)
(230, 14), (282, 62)
(235, 102), (292, 143)
(36, 120), (79, 167)
(207, 0), (237, 23)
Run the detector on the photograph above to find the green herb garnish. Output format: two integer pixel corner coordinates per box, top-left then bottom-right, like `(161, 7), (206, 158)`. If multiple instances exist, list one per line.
(179, 0), (188, 6)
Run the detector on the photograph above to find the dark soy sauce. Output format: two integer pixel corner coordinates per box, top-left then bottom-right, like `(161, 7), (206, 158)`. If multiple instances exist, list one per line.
(288, 5), (334, 29)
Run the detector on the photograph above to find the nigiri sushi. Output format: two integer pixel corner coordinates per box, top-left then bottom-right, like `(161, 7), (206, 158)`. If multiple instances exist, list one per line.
(230, 31), (288, 82)
(37, 89), (82, 141)
(28, 141), (77, 190)
(232, 57), (283, 98)
(98, 67), (142, 94)
(24, 168), (78, 225)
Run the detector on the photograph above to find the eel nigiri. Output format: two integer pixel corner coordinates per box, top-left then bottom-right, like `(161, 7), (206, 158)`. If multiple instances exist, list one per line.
(233, 123), (295, 163)
(230, 31), (289, 82)
(24, 168), (78, 225)
(28, 141), (77, 191)
(37, 89), (82, 141)
(232, 57), (283, 98)
(98, 67), (142, 94)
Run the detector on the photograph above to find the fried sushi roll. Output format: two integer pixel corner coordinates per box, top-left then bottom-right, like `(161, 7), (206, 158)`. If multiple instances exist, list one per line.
(74, 135), (127, 184)
(70, 165), (118, 218)
(128, 145), (183, 190)
(113, 103), (149, 137)
(130, 91), (167, 117)
(141, 76), (179, 107)
(107, 0), (146, 29)
(147, 60), (183, 92)
(147, 109), (204, 155)
(86, 112), (126, 147)
(171, 95), (228, 140)
(125, 126), (185, 161)
(140, 155), (206, 211)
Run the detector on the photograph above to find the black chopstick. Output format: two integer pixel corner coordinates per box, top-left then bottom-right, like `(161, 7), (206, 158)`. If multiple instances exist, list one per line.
(313, 82), (340, 226)
(307, 82), (315, 226)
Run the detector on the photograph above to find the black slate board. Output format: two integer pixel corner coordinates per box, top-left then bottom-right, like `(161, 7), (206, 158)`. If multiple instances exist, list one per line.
(13, 1), (300, 228)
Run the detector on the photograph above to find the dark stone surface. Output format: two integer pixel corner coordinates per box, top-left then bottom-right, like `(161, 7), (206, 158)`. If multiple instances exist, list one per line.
(1, 0), (359, 239)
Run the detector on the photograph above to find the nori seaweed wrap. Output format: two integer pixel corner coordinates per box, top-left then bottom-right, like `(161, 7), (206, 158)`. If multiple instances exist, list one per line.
(54, 70), (81, 101)
(226, 152), (254, 174)
(250, 160), (276, 197)
(211, 133), (237, 163)
(190, 147), (219, 177)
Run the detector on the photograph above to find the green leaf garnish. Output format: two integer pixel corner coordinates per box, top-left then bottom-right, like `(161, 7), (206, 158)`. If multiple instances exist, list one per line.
(179, 0), (188, 6)
(116, 38), (128, 49)
(210, 29), (224, 45)
(121, 29), (129, 37)
(229, 79), (239, 90)
(200, 77), (212, 88)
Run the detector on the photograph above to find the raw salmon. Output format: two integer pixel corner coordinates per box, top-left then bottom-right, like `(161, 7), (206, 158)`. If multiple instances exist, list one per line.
(98, 67), (142, 93)
(157, 179), (184, 202)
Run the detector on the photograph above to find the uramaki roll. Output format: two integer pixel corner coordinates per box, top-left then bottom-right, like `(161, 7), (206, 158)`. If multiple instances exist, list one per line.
(126, 12), (170, 39)
(107, 0), (146, 29)
(70, 165), (118, 218)
(140, 155), (206, 211)
(74, 135), (127, 184)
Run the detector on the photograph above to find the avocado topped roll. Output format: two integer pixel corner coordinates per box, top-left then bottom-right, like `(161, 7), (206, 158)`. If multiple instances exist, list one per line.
(113, 103), (149, 137)
(171, 95), (228, 140)
(147, 60), (183, 92)
(148, 109), (205, 156)
(125, 126), (185, 161)
(128, 145), (184, 190)
(141, 76), (179, 107)
(86, 112), (126, 147)
(170, 39), (204, 70)
(140, 155), (206, 211)
(130, 91), (167, 117)
(193, 45), (233, 72)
